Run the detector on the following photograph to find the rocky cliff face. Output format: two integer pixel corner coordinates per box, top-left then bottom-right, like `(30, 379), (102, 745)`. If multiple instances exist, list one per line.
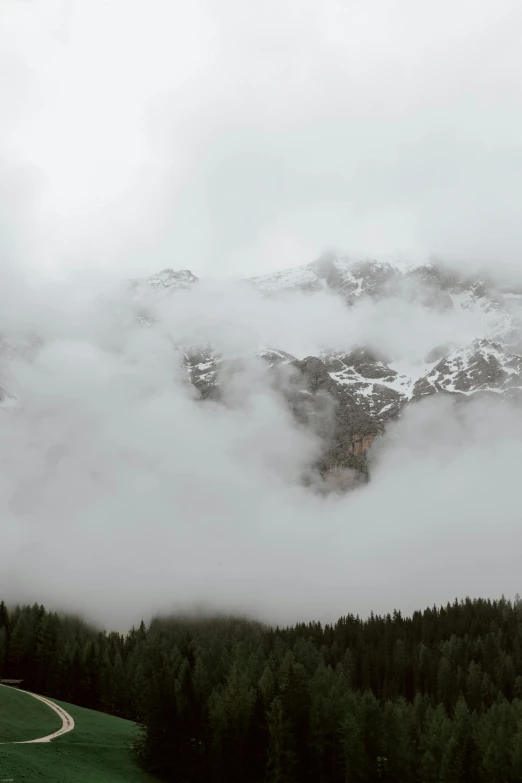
(284, 355), (381, 481)
(180, 347), (380, 484)
(123, 257), (522, 486)
(187, 258), (521, 484)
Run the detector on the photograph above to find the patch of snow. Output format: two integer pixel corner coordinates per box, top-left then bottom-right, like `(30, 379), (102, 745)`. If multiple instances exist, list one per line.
(386, 358), (439, 397)
(249, 266), (324, 293)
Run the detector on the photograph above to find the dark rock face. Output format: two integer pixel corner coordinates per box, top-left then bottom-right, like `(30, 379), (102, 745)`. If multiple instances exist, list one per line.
(322, 349), (407, 422)
(180, 345), (382, 485)
(345, 260), (402, 302)
(173, 253), (522, 490)
(275, 355), (381, 483)
(294, 355), (379, 432)
(329, 347), (394, 379)
(183, 347), (222, 400)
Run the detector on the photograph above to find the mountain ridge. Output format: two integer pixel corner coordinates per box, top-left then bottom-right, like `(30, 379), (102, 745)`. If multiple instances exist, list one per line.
(123, 255), (522, 486)
(2, 255), (522, 489)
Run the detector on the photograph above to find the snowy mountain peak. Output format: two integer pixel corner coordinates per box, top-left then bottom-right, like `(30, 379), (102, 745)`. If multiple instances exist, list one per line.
(249, 255), (403, 303)
(413, 339), (522, 398)
(2, 256), (522, 491)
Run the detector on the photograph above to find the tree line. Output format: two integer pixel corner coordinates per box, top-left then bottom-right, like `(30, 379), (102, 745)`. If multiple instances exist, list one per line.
(2, 596), (522, 781)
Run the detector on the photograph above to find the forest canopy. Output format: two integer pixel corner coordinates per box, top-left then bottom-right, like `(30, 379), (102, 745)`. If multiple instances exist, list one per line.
(2, 596), (522, 782)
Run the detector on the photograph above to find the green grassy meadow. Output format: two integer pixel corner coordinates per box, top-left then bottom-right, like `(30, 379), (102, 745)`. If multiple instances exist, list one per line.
(0, 689), (158, 783)
(0, 685), (62, 743)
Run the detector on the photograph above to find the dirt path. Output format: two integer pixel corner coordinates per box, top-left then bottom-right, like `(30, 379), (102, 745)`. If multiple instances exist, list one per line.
(0, 684), (75, 743)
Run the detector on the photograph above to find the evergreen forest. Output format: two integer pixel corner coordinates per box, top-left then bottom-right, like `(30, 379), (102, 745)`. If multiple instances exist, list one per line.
(2, 596), (522, 781)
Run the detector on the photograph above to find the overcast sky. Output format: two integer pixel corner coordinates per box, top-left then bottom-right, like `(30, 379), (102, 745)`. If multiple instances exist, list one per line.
(3, 1), (522, 628)
(2, 0), (522, 281)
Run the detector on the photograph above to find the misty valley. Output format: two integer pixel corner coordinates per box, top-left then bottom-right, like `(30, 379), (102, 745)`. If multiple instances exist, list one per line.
(4, 0), (522, 778)
(2, 256), (522, 782)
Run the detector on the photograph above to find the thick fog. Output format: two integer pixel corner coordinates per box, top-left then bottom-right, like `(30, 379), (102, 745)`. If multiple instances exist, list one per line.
(2, 0), (522, 629)
(1, 271), (521, 629)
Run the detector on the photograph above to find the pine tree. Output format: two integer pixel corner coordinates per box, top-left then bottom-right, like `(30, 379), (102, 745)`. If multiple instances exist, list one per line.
(419, 749), (438, 783)
(0, 627), (6, 677)
(442, 698), (482, 783)
(466, 661), (483, 713)
(7, 611), (33, 678)
(436, 656), (453, 712)
(359, 690), (382, 780)
(266, 696), (296, 783)
(419, 703), (451, 780)
(309, 663), (350, 780)
(340, 708), (365, 783)
(511, 729), (522, 780)
(0, 601), (9, 631)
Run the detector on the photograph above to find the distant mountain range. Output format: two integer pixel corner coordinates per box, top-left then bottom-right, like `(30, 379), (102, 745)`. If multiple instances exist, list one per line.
(3, 255), (522, 489)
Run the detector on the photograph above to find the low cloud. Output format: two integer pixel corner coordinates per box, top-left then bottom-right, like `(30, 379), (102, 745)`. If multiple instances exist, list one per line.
(1, 272), (520, 630)
(2, 0), (522, 629)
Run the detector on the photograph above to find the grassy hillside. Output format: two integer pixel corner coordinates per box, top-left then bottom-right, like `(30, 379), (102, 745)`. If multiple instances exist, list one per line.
(0, 685), (62, 742)
(0, 694), (158, 783)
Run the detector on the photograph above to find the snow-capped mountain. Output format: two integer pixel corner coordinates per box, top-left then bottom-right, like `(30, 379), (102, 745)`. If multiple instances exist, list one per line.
(250, 254), (516, 324)
(250, 254), (403, 303)
(322, 348), (413, 422)
(412, 339), (522, 398)
(2, 255), (522, 489)
(179, 256), (522, 483)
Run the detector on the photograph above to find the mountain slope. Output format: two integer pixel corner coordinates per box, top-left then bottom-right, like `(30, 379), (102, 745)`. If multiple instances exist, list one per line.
(0, 685), (62, 743)
(0, 696), (155, 783)
(412, 339), (522, 398)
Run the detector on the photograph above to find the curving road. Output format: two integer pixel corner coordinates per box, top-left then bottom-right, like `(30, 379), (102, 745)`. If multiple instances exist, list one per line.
(0, 684), (75, 743)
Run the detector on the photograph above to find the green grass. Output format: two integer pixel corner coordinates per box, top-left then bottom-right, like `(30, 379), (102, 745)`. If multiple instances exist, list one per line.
(0, 685), (62, 742)
(0, 693), (159, 783)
